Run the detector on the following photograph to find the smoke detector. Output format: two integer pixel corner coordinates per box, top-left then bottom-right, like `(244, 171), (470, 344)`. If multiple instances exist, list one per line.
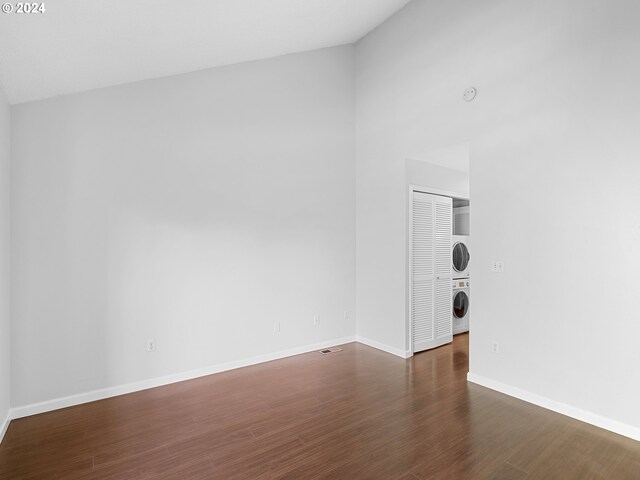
(463, 87), (477, 102)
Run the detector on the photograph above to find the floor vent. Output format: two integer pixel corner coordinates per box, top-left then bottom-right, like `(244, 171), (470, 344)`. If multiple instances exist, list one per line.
(319, 347), (343, 355)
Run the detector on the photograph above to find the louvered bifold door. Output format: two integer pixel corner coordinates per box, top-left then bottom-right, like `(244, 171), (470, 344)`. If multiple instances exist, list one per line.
(434, 196), (453, 347)
(411, 192), (435, 353)
(411, 192), (453, 353)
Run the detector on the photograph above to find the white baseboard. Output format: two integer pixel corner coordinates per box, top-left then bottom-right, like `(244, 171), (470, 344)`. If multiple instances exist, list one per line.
(356, 335), (410, 359)
(467, 372), (640, 442)
(0, 411), (10, 445)
(10, 335), (356, 420)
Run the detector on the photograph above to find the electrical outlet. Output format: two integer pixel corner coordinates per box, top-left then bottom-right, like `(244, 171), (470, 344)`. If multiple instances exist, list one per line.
(273, 321), (280, 333)
(147, 339), (156, 352)
(492, 342), (500, 354)
(491, 261), (505, 273)
(343, 310), (349, 320)
(313, 315), (320, 326)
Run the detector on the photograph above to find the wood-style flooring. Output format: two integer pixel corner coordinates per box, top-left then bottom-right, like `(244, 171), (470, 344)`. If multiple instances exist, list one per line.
(1, 334), (639, 479)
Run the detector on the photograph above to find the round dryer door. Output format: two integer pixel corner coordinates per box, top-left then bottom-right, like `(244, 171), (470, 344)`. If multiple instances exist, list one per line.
(453, 291), (469, 319)
(452, 242), (470, 273)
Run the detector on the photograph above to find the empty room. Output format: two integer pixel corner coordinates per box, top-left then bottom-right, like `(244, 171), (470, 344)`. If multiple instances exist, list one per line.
(0, 0), (639, 478)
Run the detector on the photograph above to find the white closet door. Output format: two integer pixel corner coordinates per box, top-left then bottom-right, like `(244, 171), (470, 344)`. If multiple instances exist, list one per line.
(411, 191), (453, 353)
(434, 196), (453, 344)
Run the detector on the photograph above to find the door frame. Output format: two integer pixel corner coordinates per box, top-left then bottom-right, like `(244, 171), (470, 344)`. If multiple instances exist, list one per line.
(407, 184), (469, 357)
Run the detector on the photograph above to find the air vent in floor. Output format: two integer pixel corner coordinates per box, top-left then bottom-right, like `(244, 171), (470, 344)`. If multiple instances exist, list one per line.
(319, 347), (342, 355)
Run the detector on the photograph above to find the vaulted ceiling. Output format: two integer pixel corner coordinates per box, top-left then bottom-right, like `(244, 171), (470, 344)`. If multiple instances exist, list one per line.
(0, 0), (411, 104)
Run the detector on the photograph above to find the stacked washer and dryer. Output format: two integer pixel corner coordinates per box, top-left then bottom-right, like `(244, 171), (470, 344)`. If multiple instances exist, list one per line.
(452, 205), (470, 334)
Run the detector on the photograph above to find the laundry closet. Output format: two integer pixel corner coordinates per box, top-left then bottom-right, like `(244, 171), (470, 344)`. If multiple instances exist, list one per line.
(410, 190), (470, 354)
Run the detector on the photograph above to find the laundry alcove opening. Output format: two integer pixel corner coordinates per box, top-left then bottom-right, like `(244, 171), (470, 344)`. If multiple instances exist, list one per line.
(409, 187), (470, 355)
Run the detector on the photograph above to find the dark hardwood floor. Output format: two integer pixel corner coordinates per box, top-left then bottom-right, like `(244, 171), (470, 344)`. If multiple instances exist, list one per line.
(1, 334), (638, 479)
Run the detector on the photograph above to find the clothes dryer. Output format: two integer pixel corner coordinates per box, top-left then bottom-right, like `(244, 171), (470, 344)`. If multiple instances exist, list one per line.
(452, 235), (470, 279)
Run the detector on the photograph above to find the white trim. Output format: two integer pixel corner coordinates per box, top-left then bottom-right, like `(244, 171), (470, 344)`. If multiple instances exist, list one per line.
(409, 184), (469, 201)
(467, 372), (640, 442)
(356, 335), (410, 359)
(408, 186), (414, 357)
(0, 412), (10, 445)
(10, 335), (356, 420)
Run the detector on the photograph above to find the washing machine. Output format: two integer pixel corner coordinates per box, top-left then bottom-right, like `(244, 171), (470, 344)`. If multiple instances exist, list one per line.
(452, 278), (470, 334)
(452, 235), (470, 279)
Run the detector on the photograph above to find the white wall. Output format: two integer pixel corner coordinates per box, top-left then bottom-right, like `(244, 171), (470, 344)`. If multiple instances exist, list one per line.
(0, 88), (10, 434)
(405, 155), (469, 196)
(356, 0), (640, 434)
(11, 45), (356, 407)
